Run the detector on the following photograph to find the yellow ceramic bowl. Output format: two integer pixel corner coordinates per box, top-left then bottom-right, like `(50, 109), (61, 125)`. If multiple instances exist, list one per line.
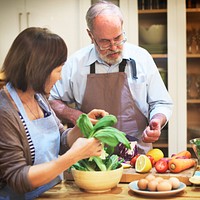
(71, 165), (123, 193)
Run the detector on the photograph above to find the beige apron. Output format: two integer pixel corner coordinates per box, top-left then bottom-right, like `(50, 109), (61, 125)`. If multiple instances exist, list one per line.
(81, 59), (152, 154)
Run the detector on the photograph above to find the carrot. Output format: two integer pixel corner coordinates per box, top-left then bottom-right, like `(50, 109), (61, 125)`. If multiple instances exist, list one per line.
(171, 150), (191, 159)
(168, 158), (195, 173)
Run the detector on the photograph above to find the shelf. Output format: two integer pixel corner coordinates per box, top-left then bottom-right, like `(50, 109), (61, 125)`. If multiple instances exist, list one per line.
(138, 9), (167, 14)
(186, 8), (200, 13)
(187, 99), (200, 103)
(153, 143), (168, 148)
(187, 54), (200, 58)
(152, 54), (167, 58)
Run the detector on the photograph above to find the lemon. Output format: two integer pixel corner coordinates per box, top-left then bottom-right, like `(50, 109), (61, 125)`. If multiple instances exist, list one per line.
(135, 155), (152, 173)
(146, 148), (164, 162)
(121, 163), (131, 169)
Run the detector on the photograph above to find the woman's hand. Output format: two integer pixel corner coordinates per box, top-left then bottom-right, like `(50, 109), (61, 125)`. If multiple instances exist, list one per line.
(87, 109), (109, 124)
(70, 137), (102, 160)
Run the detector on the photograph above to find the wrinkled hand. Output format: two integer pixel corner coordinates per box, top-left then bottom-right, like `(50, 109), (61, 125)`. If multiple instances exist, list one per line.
(142, 118), (161, 143)
(70, 137), (102, 160)
(87, 109), (109, 124)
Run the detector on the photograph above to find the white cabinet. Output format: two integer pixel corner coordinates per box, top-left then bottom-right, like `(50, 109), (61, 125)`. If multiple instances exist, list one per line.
(0, 0), (90, 68)
(25, 0), (90, 55)
(167, 0), (187, 156)
(0, 0), (24, 68)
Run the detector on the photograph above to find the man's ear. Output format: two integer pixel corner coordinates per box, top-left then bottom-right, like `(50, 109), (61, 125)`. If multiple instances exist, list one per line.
(87, 29), (94, 44)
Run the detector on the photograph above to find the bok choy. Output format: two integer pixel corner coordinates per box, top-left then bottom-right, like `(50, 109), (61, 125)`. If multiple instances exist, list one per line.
(70, 114), (131, 171)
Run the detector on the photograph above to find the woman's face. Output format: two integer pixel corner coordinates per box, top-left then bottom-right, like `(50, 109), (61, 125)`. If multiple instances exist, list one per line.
(45, 65), (62, 94)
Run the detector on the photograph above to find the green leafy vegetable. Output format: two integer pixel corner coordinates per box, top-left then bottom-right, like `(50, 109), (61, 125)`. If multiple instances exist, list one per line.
(76, 113), (93, 138)
(89, 156), (107, 171)
(70, 114), (131, 171)
(106, 155), (123, 170)
(193, 139), (200, 157)
(92, 115), (117, 132)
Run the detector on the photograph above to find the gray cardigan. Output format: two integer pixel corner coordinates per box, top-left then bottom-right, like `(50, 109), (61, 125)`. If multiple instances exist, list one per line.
(0, 89), (70, 193)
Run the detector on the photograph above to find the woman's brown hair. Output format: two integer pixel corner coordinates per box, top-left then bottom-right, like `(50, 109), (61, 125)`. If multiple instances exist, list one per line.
(2, 27), (67, 94)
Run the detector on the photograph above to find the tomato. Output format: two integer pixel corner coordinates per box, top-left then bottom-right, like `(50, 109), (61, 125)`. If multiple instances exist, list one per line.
(130, 154), (140, 167)
(147, 155), (155, 167)
(155, 159), (168, 173)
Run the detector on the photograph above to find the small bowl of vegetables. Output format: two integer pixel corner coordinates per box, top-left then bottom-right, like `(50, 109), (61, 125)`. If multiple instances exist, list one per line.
(190, 138), (200, 165)
(71, 164), (123, 193)
(69, 114), (131, 193)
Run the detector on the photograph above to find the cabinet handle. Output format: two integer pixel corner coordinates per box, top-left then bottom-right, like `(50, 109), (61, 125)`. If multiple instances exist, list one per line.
(26, 12), (30, 28)
(18, 12), (22, 32)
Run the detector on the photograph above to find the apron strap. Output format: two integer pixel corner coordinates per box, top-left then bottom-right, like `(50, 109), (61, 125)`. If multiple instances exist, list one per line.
(90, 59), (127, 74)
(90, 59), (138, 79)
(119, 59), (127, 72)
(130, 58), (138, 79)
(90, 62), (95, 74)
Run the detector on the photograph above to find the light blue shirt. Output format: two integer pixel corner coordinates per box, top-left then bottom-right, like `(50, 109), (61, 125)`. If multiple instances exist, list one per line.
(49, 42), (173, 122)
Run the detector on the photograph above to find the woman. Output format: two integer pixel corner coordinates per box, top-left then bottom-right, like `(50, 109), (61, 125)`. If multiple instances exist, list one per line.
(0, 27), (107, 200)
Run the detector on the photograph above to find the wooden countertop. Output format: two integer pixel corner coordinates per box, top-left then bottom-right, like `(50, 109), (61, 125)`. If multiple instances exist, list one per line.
(36, 180), (200, 200)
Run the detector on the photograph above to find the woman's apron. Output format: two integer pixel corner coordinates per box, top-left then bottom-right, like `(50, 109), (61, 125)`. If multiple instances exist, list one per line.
(1, 83), (61, 200)
(81, 59), (152, 154)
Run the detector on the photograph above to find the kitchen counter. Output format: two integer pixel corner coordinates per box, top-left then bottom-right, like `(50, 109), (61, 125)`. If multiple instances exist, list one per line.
(36, 180), (200, 200)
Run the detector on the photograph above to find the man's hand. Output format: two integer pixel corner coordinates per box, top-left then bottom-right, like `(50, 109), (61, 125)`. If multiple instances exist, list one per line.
(142, 119), (161, 143)
(142, 113), (167, 143)
(87, 109), (109, 124)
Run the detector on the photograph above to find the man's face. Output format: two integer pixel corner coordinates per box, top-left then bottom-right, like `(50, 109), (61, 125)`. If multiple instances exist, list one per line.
(90, 15), (125, 65)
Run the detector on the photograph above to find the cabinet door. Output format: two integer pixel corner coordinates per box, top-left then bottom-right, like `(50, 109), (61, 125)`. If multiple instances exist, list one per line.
(137, 0), (168, 156)
(0, 0), (25, 67)
(26, 0), (89, 56)
(186, 0), (200, 157)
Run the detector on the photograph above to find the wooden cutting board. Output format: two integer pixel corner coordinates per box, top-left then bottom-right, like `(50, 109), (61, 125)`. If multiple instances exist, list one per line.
(64, 166), (196, 186)
(120, 166), (196, 185)
(64, 160), (197, 186)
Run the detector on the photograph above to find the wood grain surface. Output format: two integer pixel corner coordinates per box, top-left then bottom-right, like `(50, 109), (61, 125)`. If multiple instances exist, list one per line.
(36, 180), (200, 200)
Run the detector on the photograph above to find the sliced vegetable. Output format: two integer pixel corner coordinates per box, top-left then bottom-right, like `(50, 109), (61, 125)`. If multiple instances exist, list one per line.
(155, 159), (168, 173)
(168, 158), (195, 173)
